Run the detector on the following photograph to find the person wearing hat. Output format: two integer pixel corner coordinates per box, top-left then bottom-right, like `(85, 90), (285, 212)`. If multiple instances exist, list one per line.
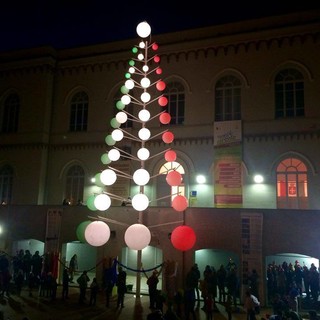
(143, 266), (163, 309)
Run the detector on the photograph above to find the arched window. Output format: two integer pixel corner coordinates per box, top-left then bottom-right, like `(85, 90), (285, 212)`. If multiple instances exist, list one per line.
(0, 165), (13, 204)
(2, 93), (20, 133)
(69, 91), (88, 132)
(163, 82), (185, 125)
(157, 161), (185, 206)
(275, 68), (304, 118)
(215, 75), (241, 121)
(65, 165), (85, 205)
(276, 157), (308, 209)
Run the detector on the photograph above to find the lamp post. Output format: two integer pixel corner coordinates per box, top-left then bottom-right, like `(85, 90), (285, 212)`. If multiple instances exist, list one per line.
(84, 21), (189, 300)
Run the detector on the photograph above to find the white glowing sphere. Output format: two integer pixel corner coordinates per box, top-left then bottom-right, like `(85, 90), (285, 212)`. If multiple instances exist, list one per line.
(136, 21), (151, 38)
(85, 221), (110, 247)
(100, 169), (117, 186)
(129, 67), (135, 74)
(141, 92), (151, 102)
(133, 169), (150, 186)
(139, 41), (145, 48)
(142, 65), (149, 72)
(124, 224), (151, 250)
(108, 149), (120, 161)
(125, 79), (134, 90)
(140, 77), (150, 88)
(132, 193), (149, 211)
(111, 129), (123, 142)
(138, 53), (144, 60)
(137, 147), (150, 160)
(116, 112), (128, 124)
(138, 128), (151, 140)
(138, 109), (150, 122)
(94, 194), (111, 211)
(121, 95), (131, 105)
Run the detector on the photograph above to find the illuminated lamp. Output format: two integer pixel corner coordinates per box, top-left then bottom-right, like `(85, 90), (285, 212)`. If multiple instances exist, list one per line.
(129, 67), (135, 74)
(120, 86), (129, 94)
(101, 153), (111, 165)
(86, 195), (97, 211)
(172, 195), (188, 212)
(152, 43), (158, 50)
(76, 220), (91, 243)
(121, 95), (131, 105)
(254, 174), (264, 183)
(141, 77), (151, 88)
(105, 135), (115, 146)
(138, 109), (150, 122)
(133, 169), (150, 186)
(116, 100), (125, 110)
(132, 193), (149, 211)
(138, 128), (151, 140)
(156, 67), (162, 75)
(124, 224), (151, 250)
(166, 171), (182, 186)
(100, 169), (117, 186)
(111, 129), (123, 142)
(138, 53), (144, 60)
(154, 56), (160, 63)
(136, 21), (151, 38)
(158, 96), (168, 107)
(85, 221), (111, 247)
(156, 81), (166, 91)
(125, 79), (134, 90)
(162, 131), (174, 143)
(94, 194), (111, 211)
(159, 112), (171, 124)
(139, 41), (145, 48)
(165, 150), (176, 162)
(141, 92), (150, 102)
(108, 149), (121, 161)
(116, 112), (128, 124)
(137, 148), (150, 160)
(94, 173), (105, 187)
(110, 118), (120, 129)
(171, 225), (196, 251)
(196, 175), (206, 184)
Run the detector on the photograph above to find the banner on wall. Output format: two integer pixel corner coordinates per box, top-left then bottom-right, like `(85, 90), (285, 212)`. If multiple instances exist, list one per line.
(214, 120), (242, 207)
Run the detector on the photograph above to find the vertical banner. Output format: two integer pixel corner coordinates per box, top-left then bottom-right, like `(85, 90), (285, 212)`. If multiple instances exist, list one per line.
(45, 209), (62, 277)
(214, 120), (242, 207)
(241, 212), (263, 303)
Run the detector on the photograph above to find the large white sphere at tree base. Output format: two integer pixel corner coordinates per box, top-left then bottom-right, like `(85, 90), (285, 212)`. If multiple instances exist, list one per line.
(94, 194), (111, 211)
(133, 168), (150, 186)
(124, 224), (151, 250)
(85, 221), (111, 247)
(100, 169), (117, 186)
(132, 193), (149, 211)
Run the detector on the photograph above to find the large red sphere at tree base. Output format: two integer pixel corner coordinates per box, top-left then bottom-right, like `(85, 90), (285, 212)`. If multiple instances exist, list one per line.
(171, 225), (196, 251)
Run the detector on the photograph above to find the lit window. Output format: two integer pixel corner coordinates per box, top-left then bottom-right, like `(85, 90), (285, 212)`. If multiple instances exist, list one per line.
(276, 158), (308, 209)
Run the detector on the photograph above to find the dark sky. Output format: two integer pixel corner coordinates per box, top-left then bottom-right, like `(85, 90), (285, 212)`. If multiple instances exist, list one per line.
(0, 0), (319, 52)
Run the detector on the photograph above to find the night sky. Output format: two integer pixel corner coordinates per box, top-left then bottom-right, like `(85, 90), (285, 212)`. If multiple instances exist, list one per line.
(0, 0), (319, 52)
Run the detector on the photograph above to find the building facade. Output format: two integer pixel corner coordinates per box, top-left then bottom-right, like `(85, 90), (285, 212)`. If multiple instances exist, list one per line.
(0, 10), (320, 305)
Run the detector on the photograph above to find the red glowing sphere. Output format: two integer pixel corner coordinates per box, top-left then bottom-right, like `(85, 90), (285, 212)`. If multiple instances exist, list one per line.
(156, 67), (162, 75)
(159, 112), (171, 124)
(166, 171), (182, 186)
(156, 81), (166, 91)
(152, 43), (159, 50)
(154, 55), (160, 63)
(171, 225), (196, 251)
(172, 195), (188, 212)
(158, 96), (168, 107)
(162, 131), (174, 143)
(165, 150), (177, 162)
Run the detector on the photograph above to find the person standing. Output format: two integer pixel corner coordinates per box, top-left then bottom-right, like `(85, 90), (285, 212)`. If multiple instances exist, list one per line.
(69, 254), (78, 282)
(62, 268), (70, 300)
(143, 267), (163, 309)
(116, 266), (127, 308)
(89, 277), (99, 306)
(77, 270), (90, 305)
